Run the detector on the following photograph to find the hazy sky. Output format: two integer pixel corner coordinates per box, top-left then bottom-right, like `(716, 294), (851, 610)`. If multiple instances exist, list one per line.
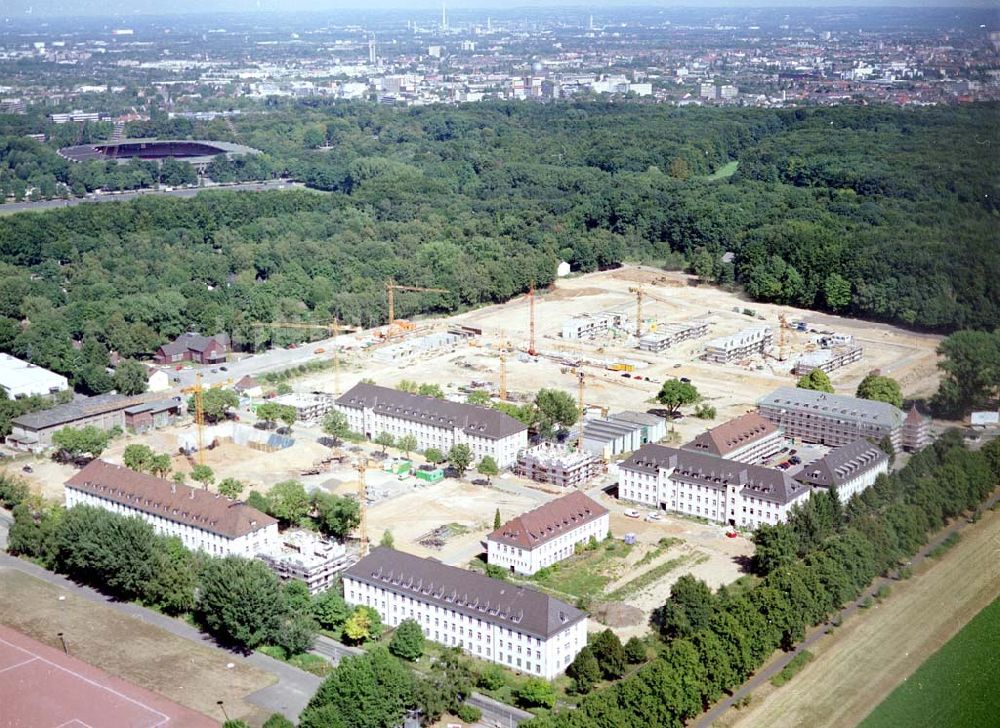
(4, 0), (996, 20)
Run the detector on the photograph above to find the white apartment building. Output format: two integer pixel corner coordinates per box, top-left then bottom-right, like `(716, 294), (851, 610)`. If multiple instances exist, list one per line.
(344, 548), (587, 679)
(272, 392), (335, 423)
(335, 383), (527, 468)
(637, 320), (710, 353)
(683, 412), (784, 464)
(704, 326), (773, 364)
(64, 459), (278, 558)
(560, 309), (630, 340)
(487, 491), (609, 576)
(619, 444), (811, 530)
(0, 354), (69, 399)
(793, 439), (889, 502)
(257, 530), (350, 594)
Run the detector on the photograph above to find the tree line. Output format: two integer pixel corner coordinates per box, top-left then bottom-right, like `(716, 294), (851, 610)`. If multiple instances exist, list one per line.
(519, 434), (1000, 728)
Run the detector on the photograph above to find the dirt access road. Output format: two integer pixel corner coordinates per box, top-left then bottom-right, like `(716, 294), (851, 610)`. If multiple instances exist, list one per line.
(705, 492), (1000, 728)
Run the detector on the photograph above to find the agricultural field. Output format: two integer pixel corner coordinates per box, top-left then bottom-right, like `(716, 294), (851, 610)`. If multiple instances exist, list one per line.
(720, 505), (1000, 728)
(858, 597), (1000, 728)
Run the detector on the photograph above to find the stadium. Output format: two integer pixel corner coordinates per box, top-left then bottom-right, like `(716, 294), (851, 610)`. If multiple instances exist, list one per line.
(58, 139), (260, 171)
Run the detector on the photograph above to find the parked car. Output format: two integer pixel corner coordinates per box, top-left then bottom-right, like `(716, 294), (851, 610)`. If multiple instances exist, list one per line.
(624, 509), (641, 518)
(645, 512), (662, 522)
(680, 377), (691, 384)
(790, 456), (801, 465)
(314, 347), (326, 354)
(219, 365), (228, 372)
(22, 465), (32, 473)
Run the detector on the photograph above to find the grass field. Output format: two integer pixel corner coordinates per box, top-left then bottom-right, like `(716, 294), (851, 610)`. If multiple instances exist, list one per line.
(859, 597), (1000, 728)
(702, 160), (740, 180)
(722, 504), (1000, 728)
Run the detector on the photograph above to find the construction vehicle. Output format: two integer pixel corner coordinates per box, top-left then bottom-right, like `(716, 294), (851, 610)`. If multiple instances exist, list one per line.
(252, 319), (361, 394)
(385, 280), (449, 339)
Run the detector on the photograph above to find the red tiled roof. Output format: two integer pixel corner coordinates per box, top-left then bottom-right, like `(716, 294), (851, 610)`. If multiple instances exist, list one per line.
(65, 459), (276, 540)
(488, 491), (608, 550)
(684, 412), (779, 457)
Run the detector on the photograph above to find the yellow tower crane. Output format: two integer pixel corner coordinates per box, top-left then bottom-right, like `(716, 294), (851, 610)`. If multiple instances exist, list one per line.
(628, 286), (644, 338)
(252, 319), (361, 394)
(576, 370), (586, 451)
(355, 457), (370, 558)
(180, 374), (233, 466)
(384, 280), (449, 338)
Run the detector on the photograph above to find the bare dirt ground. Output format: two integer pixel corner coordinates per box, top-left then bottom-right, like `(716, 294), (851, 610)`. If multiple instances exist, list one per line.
(297, 266), (942, 449)
(0, 567), (275, 725)
(717, 506), (1000, 728)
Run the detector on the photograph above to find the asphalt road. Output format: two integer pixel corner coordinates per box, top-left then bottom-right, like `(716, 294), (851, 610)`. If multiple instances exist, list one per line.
(311, 633), (362, 666)
(466, 691), (533, 728)
(0, 507), (12, 550)
(0, 179), (311, 215)
(693, 486), (1000, 728)
(0, 552), (321, 721)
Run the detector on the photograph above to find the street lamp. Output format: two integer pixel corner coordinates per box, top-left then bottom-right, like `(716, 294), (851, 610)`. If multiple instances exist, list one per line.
(217, 700), (229, 722)
(57, 632), (68, 654)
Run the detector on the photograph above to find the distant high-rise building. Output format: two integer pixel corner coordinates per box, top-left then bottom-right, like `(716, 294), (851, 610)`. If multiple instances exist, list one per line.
(368, 34), (377, 65)
(699, 82), (717, 99)
(442, 1), (448, 31)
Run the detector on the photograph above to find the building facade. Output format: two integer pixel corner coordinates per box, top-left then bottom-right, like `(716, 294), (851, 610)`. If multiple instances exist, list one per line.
(487, 491), (610, 575)
(578, 411), (666, 460)
(902, 405), (932, 452)
(64, 460), (278, 557)
(515, 443), (603, 488)
(683, 412), (784, 464)
(619, 444), (811, 530)
(793, 440), (889, 502)
(560, 309), (630, 340)
(273, 392), (335, 423)
(792, 345), (864, 376)
(637, 320), (709, 353)
(757, 387), (927, 452)
(343, 548), (587, 679)
(257, 530), (350, 594)
(704, 327), (773, 364)
(154, 332), (230, 365)
(335, 383), (527, 468)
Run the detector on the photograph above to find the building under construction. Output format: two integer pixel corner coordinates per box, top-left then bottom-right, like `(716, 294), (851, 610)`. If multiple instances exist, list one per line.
(515, 442), (603, 488)
(638, 319), (710, 353)
(257, 530), (351, 595)
(561, 309), (630, 340)
(704, 326), (773, 364)
(792, 345), (864, 376)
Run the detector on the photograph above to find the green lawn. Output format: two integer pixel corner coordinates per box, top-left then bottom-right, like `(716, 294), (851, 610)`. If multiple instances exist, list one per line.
(527, 541), (635, 600)
(859, 597), (1000, 728)
(700, 160), (739, 181)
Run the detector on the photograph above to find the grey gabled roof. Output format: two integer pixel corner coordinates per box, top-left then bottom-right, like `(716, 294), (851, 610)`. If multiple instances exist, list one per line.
(159, 332), (230, 356)
(794, 439), (888, 489)
(335, 383), (526, 440)
(758, 387), (904, 429)
(621, 443), (809, 506)
(344, 547), (585, 641)
(13, 392), (150, 431)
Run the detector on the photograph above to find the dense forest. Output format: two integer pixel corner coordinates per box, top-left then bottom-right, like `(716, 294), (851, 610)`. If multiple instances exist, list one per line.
(0, 102), (996, 389)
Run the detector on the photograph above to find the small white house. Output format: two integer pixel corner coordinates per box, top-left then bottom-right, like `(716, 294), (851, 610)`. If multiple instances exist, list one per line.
(556, 261), (571, 277)
(147, 369), (170, 393)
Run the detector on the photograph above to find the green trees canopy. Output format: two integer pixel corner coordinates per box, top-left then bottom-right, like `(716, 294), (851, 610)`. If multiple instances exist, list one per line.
(856, 373), (904, 409)
(196, 556), (284, 649)
(656, 380), (700, 416)
(51, 426), (110, 460)
(447, 444), (473, 477)
(931, 329), (1000, 417)
(796, 368), (834, 393)
(388, 619), (425, 661)
(112, 359), (149, 396)
(300, 646), (412, 728)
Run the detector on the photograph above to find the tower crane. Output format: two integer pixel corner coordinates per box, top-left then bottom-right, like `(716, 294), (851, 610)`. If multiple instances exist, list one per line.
(385, 279), (449, 338)
(252, 319), (361, 394)
(527, 282), (538, 356)
(498, 331), (509, 402)
(355, 456), (371, 558)
(180, 374), (233, 466)
(628, 286), (673, 338)
(576, 370), (586, 450)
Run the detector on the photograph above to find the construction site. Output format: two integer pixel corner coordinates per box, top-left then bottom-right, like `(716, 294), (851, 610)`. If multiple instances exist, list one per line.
(9, 265), (944, 632)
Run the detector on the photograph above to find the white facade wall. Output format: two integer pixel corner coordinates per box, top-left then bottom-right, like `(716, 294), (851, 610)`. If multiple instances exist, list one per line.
(725, 430), (785, 464)
(618, 466), (802, 529)
(64, 485), (279, 557)
(487, 512), (610, 576)
(831, 458), (889, 501)
(336, 404), (527, 468)
(343, 576), (587, 679)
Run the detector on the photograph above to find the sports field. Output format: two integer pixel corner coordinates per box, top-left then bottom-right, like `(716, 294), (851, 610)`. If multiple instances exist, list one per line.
(858, 597), (1000, 728)
(0, 624), (216, 727)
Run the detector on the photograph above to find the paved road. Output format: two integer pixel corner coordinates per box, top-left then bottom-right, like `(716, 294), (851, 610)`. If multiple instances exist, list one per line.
(0, 507), (12, 550)
(693, 486), (1000, 728)
(0, 179), (312, 215)
(311, 634), (362, 666)
(466, 691), (533, 728)
(0, 552), (320, 721)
